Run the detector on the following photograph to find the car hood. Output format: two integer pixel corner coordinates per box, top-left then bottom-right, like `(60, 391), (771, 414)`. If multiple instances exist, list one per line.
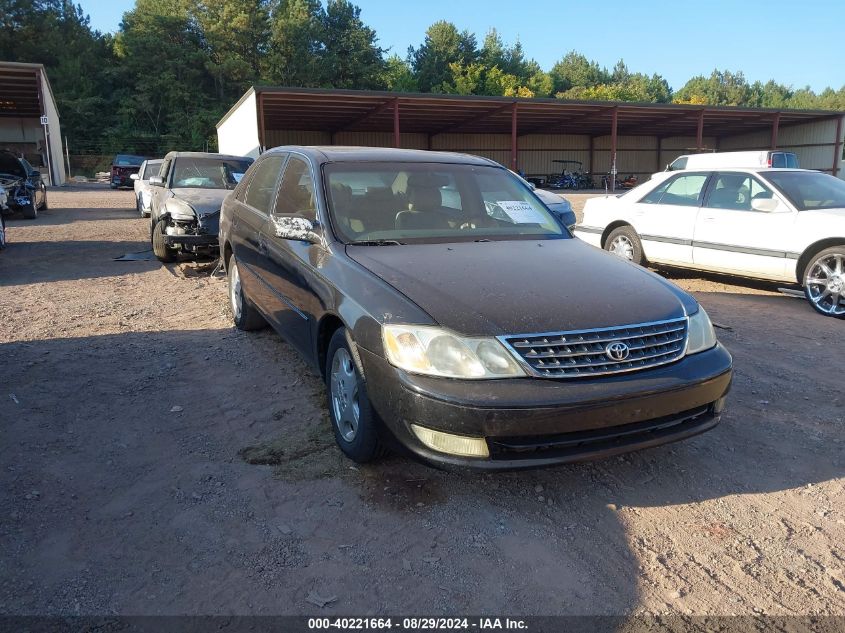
(171, 188), (229, 215)
(346, 238), (698, 336)
(534, 188), (571, 210)
(0, 152), (26, 179)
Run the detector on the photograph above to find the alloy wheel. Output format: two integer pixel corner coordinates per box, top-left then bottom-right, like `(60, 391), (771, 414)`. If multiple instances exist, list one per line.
(229, 260), (243, 321)
(330, 348), (360, 442)
(609, 235), (635, 261)
(806, 253), (845, 316)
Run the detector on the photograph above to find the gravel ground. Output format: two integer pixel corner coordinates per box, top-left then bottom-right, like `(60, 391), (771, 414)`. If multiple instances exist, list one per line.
(1, 186), (844, 617)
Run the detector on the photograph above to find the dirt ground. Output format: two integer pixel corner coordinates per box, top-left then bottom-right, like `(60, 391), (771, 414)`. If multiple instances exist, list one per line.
(1, 186), (844, 617)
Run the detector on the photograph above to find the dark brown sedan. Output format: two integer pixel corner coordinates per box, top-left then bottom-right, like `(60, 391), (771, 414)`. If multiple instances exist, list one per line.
(219, 147), (732, 469)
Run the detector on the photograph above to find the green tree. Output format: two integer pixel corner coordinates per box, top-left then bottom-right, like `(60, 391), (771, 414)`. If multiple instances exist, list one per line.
(410, 21), (477, 92)
(320, 0), (385, 89)
(267, 0), (323, 87)
(382, 54), (417, 92)
(550, 51), (608, 94)
(674, 69), (752, 106)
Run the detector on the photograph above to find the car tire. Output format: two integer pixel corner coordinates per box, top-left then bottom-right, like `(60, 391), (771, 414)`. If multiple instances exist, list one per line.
(37, 187), (47, 211)
(227, 256), (266, 331)
(803, 246), (845, 318)
(137, 196), (149, 218)
(21, 198), (37, 220)
(325, 328), (384, 463)
(604, 225), (646, 266)
(151, 219), (176, 263)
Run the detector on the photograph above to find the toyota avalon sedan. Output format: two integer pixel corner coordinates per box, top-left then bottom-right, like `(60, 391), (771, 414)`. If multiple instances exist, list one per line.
(219, 147), (732, 470)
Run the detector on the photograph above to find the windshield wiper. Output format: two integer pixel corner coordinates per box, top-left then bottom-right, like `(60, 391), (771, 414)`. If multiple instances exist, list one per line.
(348, 239), (404, 246)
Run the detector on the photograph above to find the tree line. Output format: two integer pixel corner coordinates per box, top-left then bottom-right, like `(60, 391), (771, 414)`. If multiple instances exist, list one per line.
(2, 0), (844, 158)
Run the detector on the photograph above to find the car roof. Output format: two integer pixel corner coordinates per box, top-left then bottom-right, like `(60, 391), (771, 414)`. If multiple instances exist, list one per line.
(264, 145), (500, 167)
(163, 151), (252, 161)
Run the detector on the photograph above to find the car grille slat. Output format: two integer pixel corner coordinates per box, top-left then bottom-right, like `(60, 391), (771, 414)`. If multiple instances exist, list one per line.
(502, 318), (688, 379)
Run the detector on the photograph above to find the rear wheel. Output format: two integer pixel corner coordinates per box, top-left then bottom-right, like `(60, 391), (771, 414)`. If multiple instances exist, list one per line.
(326, 328), (383, 463)
(227, 255), (266, 330)
(604, 225), (645, 266)
(151, 219), (175, 263)
(803, 246), (845, 318)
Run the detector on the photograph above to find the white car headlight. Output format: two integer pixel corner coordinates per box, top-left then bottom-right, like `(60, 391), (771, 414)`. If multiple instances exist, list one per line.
(383, 325), (525, 379)
(687, 307), (717, 355)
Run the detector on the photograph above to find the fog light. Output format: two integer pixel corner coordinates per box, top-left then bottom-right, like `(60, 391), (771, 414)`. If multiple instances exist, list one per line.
(410, 424), (489, 458)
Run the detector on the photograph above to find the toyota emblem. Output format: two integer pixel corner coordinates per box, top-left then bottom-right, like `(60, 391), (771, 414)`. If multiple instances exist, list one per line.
(605, 342), (630, 361)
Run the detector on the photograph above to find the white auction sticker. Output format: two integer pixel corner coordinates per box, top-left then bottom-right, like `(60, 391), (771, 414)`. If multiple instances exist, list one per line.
(496, 200), (546, 224)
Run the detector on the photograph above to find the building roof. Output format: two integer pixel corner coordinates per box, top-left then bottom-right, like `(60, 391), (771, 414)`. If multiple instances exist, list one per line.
(0, 61), (57, 119)
(218, 86), (843, 138)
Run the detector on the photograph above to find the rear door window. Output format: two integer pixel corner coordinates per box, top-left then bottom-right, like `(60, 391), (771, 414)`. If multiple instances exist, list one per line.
(244, 156), (285, 214)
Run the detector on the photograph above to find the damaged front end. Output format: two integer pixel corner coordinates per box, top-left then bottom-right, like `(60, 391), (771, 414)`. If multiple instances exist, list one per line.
(0, 175), (34, 214)
(160, 199), (219, 256)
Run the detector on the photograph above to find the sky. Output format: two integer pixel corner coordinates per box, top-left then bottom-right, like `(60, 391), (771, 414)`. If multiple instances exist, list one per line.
(80, 0), (844, 93)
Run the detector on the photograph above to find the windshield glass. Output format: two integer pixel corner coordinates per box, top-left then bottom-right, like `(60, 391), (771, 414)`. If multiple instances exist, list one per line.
(763, 171), (845, 211)
(171, 157), (252, 189)
(325, 162), (567, 244)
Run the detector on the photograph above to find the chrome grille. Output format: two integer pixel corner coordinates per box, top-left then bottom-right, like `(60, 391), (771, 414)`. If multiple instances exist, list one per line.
(500, 318), (688, 378)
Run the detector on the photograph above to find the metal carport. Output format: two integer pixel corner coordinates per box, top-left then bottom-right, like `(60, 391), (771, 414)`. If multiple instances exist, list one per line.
(217, 87), (844, 184)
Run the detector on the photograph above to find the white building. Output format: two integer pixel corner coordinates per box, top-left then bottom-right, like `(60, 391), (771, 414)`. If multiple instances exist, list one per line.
(0, 61), (66, 186)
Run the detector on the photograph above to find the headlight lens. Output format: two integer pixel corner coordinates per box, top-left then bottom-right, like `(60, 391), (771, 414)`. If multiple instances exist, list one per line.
(687, 307), (717, 354)
(383, 325), (525, 379)
(165, 200), (196, 220)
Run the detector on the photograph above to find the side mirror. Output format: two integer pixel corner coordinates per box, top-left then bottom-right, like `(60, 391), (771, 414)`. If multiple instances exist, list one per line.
(149, 176), (164, 187)
(751, 197), (780, 213)
(271, 214), (322, 244)
(130, 173), (139, 181)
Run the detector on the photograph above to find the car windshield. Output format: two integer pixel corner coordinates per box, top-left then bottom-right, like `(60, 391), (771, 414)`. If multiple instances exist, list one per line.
(763, 171), (845, 211)
(115, 155), (144, 166)
(171, 157), (252, 189)
(324, 162), (567, 244)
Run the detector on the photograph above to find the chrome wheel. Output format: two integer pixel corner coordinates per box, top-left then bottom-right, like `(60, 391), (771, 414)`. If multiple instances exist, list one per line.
(609, 235), (635, 261)
(806, 252), (845, 316)
(229, 260), (243, 321)
(330, 348), (359, 442)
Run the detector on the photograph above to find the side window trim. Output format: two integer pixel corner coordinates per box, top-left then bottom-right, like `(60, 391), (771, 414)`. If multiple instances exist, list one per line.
(271, 153), (318, 220)
(243, 153), (286, 217)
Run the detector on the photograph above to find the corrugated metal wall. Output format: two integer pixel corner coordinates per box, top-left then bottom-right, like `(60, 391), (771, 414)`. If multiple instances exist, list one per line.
(720, 118), (843, 175)
(260, 118), (843, 183)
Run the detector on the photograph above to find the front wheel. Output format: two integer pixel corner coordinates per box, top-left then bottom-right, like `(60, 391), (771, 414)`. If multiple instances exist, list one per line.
(151, 219), (175, 262)
(604, 225), (646, 266)
(803, 246), (845, 318)
(326, 328), (384, 463)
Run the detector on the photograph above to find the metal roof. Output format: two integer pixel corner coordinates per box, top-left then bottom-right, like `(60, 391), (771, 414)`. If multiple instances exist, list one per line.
(0, 61), (55, 119)
(220, 86), (842, 138)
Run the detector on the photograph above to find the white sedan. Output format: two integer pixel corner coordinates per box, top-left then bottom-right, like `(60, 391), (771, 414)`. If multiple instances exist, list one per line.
(574, 168), (845, 318)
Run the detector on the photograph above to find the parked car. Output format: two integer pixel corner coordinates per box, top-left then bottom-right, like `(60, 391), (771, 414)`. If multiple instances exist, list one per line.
(0, 149), (47, 219)
(149, 151), (253, 262)
(574, 168), (845, 318)
(666, 150), (799, 172)
(110, 154), (146, 189)
(130, 159), (163, 217)
(511, 170), (576, 229)
(219, 146), (732, 469)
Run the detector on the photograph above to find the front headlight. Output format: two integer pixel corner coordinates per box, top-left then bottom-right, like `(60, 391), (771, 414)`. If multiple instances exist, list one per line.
(687, 307), (717, 354)
(383, 324), (525, 379)
(165, 200), (196, 221)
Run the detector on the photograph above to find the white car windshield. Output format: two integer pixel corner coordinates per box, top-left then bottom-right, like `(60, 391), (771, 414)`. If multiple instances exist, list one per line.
(764, 171), (845, 211)
(325, 162), (567, 244)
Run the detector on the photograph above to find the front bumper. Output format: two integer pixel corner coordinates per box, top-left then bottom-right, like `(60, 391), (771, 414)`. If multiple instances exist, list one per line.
(358, 343), (732, 470)
(163, 234), (218, 248)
